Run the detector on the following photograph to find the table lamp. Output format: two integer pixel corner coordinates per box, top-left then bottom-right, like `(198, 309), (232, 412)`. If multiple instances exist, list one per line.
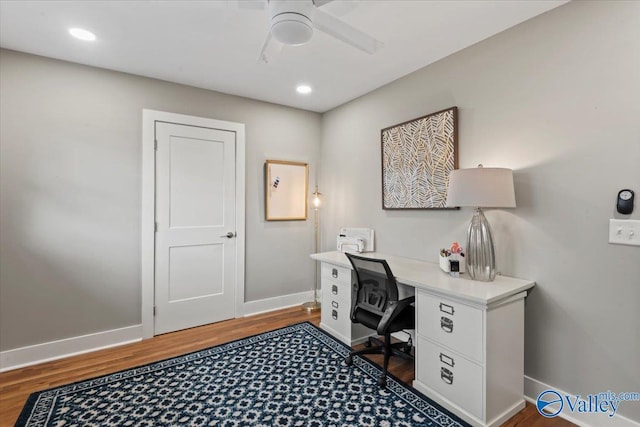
(445, 165), (516, 281)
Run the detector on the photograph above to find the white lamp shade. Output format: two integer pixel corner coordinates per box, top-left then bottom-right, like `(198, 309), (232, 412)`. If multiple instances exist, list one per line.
(445, 167), (516, 208)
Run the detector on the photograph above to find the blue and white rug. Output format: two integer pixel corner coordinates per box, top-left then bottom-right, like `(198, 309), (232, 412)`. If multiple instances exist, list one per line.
(16, 322), (469, 426)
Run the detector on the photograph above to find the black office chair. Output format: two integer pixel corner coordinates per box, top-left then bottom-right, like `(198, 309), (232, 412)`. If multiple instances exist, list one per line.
(344, 253), (415, 388)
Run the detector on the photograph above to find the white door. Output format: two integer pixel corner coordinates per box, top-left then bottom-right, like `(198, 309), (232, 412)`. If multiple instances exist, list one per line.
(154, 121), (236, 334)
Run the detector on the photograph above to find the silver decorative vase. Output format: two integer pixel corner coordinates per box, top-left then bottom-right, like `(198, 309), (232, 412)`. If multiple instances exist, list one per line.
(465, 207), (496, 282)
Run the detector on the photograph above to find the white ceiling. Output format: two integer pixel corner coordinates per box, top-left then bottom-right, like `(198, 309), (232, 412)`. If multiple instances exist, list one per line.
(0, 0), (568, 113)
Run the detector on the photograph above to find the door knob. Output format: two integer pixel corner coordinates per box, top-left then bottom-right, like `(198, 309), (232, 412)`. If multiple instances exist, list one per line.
(220, 232), (236, 238)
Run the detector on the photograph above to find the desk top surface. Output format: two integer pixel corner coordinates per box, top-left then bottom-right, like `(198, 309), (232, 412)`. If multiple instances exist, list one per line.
(311, 251), (535, 306)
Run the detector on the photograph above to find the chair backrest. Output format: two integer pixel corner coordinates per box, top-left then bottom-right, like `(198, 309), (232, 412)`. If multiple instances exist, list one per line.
(346, 253), (399, 317)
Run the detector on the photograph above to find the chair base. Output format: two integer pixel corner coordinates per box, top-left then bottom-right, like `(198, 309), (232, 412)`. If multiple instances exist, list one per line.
(344, 334), (413, 388)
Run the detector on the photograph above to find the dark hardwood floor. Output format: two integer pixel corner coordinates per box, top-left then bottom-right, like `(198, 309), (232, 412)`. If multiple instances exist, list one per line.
(0, 307), (573, 426)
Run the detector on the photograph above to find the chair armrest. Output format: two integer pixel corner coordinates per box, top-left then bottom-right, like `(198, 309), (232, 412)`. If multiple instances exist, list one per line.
(377, 295), (415, 334)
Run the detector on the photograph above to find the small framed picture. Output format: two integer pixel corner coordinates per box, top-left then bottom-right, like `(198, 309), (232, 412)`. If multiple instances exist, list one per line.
(264, 160), (308, 221)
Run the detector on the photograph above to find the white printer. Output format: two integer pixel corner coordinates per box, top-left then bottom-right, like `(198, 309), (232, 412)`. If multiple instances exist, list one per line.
(336, 227), (374, 253)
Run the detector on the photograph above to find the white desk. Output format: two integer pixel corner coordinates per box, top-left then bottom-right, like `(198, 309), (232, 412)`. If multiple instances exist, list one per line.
(311, 251), (535, 427)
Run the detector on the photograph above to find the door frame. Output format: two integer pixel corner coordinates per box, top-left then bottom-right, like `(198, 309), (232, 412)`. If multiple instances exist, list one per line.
(141, 109), (245, 339)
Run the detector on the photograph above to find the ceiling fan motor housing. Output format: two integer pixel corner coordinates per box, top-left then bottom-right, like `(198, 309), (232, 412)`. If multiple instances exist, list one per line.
(269, 0), (315, 46)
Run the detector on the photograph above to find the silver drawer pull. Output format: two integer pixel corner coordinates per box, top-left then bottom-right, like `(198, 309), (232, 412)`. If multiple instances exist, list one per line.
(331, 301), (339, 309)
(439, 302), (455, 315)
(441, 367), (454, 385)
(332, 285), (338, 295)
(332, 309), (338, 320)
(440, 316), (454, 333)
(332, 268), (339, 278)
(439, 353), (455, 367)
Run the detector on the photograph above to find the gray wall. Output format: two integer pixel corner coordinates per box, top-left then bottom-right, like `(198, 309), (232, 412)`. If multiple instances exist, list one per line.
(320, 1), (639, 421)
(0, 49), (321, 351)
(1, 1), (639, 421)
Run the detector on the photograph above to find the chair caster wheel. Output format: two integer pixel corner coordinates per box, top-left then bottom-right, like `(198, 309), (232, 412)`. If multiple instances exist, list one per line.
(364, 340), (372, 348)
(403, 346), (412, 354)
(345, 355), (353, 366)
(377, 375), (387, 388)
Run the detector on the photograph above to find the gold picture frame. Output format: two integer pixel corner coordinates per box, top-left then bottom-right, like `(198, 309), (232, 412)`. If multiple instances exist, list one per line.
(381, 106), (458, 209)
(265, 160), (309, 221)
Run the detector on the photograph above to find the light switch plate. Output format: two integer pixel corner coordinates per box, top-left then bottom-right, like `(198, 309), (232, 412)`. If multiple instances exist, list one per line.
(609, 219), (640, 246)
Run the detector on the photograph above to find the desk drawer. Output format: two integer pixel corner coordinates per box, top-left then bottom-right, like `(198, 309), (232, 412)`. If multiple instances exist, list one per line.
(321, 263), (351, 286)
(323, 276), (351, 301)
(417, 291), (483, 362)
(321, 280), (350, 339)
(417, 336), (483, 420)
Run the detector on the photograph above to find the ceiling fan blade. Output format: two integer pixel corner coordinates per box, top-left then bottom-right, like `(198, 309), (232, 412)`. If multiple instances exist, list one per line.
(257, 31), (283, 63)
(319, 0), (359, 17)
(313, 0), (334, 7)
(233, 0), (266, 10)
(313, 9), (383, 54)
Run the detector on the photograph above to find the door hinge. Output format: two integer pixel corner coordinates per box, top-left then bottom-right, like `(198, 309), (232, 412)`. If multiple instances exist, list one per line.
(154, 222), (158, 232)
(154, 139), (158, 150)
(153, 306), (156, 316)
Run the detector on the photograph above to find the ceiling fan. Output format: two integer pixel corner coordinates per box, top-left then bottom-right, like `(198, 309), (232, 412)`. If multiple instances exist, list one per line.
(242, 0), (384, 63)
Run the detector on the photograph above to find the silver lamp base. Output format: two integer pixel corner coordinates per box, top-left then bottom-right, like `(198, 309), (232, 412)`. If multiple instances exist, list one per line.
(301, 301), (321, 312)
(466, 207), (496, 282)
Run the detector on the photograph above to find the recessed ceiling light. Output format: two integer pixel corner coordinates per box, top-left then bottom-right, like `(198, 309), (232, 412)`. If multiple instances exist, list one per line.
(69, 28), (96, 42)
(296, 85), (312, 95)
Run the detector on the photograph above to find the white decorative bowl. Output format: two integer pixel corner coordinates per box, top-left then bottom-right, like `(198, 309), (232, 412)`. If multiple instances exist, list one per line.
(439, 255), (465, 273)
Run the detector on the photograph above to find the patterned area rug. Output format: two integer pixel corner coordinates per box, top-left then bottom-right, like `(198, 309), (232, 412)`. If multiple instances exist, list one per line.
(16, 322), (469, 426)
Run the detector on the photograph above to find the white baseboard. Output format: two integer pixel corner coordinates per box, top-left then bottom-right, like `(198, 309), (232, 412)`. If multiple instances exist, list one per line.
(525, 376), (640, 427)
(243, 290), (316, 317)
(1, 292), (318, 372)
(0, 324), (143, 373)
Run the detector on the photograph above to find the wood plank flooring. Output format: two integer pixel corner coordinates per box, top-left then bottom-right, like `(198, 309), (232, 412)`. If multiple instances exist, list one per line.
(0, 307), (573, 426)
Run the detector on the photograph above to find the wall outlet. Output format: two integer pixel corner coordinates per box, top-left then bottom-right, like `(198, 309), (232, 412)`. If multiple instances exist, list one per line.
(609, 219), (640, 246)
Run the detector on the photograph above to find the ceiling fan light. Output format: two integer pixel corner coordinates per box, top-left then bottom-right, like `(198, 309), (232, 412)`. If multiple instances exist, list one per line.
(271, 13), (313, 45)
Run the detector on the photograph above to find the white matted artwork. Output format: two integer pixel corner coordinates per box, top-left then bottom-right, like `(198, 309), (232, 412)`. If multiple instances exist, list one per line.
(265, 160), (308, 221)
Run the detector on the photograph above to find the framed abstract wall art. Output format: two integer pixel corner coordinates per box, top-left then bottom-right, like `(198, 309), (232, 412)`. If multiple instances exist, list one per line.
(381, 107), (458, 209)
